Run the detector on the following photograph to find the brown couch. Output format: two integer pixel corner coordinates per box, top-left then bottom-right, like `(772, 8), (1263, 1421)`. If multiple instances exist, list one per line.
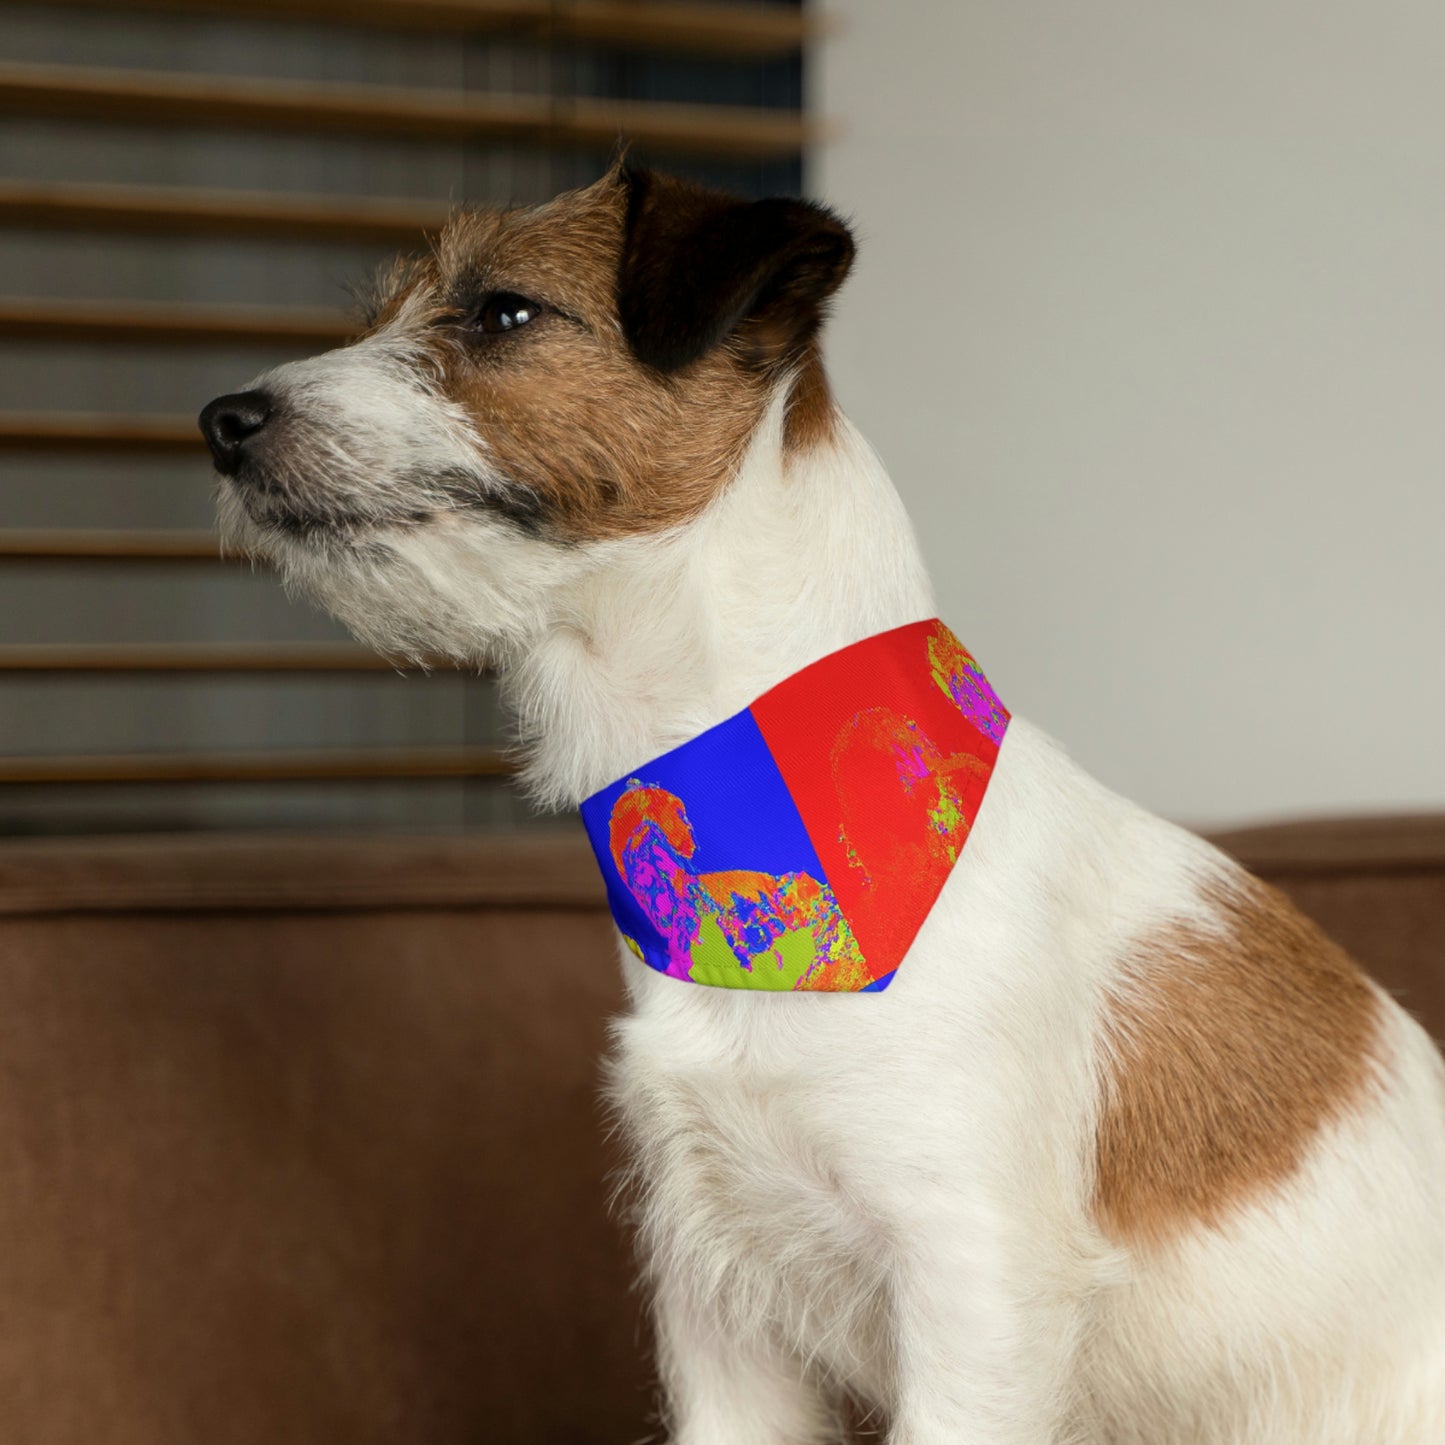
(0, 817), (1439, 1443)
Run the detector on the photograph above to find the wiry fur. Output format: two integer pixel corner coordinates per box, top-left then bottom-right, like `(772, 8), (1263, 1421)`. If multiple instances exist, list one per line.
(207, 171), (1445, 1443)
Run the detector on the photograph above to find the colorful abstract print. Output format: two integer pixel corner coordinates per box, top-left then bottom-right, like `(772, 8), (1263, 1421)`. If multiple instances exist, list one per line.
(580, 620), (1008, 993)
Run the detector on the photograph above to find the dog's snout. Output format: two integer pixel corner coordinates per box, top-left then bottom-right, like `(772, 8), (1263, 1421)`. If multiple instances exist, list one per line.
(199, 390), (273, 475)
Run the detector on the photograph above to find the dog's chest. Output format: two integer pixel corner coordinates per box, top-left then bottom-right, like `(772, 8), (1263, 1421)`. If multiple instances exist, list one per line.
(611, 1001), (893, 1388)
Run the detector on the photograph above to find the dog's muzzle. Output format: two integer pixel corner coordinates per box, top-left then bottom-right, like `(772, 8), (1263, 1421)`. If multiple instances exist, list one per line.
(199, 390), (274, 476)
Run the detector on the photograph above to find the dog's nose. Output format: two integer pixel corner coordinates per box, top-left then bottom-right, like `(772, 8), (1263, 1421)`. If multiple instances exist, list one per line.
(199, 390), (273, 475)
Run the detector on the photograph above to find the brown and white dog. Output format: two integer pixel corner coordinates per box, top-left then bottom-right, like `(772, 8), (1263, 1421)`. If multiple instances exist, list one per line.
(201, 165), (1445, 1443)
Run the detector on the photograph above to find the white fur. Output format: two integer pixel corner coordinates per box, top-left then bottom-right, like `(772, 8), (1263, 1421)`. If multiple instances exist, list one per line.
(222, 355), (1445, 1443)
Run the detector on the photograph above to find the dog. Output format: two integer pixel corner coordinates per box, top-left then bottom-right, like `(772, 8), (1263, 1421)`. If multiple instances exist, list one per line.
(200, 164), (1445, 1443)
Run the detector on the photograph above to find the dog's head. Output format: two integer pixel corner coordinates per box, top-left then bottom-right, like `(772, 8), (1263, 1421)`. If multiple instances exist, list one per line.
(199, 166), (854, 662)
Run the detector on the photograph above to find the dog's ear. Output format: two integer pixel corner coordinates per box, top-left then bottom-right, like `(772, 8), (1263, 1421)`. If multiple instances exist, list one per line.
(617, 166), (855, 376)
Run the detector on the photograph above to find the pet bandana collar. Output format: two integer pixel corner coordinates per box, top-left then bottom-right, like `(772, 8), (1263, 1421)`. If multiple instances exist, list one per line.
(580, 620), (1009, 994)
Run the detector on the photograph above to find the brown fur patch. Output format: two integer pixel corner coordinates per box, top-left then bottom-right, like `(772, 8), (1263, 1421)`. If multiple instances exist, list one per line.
(1094, 872), (1382, 1247)
(783, 342), (840, 453)
(363, 170), (847, 540)
(368, 177), (768, 540)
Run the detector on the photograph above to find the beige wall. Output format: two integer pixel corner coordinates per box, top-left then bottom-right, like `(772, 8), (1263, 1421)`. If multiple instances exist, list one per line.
(814, 1), (1445, 827)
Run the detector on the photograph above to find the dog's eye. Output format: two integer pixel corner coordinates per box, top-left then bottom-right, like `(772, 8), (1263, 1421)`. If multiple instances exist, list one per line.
(474, 292), (542, 335)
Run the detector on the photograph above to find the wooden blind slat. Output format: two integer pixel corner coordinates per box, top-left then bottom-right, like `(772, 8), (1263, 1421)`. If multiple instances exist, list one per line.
(0, 530), (227, 561)
(560, 0), (815, 57)
(20, 0), (815, 58)
(0, 180), (449, 245)
(0, 643), (420, 672)
(0, 746), (512, 784)
(0, 62), (818, 161)
(0, 412), (201, 452)
(0, 298), (353, 348)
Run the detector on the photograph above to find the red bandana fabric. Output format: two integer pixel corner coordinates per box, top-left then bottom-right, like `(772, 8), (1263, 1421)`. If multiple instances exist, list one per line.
(580, 620), (1008, 992)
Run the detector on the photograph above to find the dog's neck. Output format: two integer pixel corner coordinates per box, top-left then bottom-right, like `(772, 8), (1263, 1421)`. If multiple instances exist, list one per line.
(507, 390), (937, 809)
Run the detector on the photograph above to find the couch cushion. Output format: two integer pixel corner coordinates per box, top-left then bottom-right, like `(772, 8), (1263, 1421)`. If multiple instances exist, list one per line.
(0, 829), (650, 1445)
